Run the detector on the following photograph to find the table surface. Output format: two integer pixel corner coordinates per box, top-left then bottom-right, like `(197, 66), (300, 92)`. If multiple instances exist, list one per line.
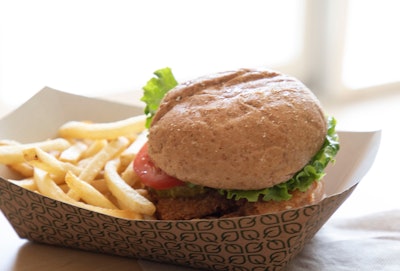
(1, 91), (399, 271)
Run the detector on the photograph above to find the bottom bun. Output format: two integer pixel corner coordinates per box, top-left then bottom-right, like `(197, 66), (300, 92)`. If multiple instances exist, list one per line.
(149, 181), (325, 220)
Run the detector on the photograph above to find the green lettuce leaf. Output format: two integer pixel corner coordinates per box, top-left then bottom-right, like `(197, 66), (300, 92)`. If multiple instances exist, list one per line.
(141, 67), (178, 128)
(219, 116), (339, 202)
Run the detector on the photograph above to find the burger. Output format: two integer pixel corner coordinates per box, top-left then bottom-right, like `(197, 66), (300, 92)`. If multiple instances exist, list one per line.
(133, 68), (339, 220)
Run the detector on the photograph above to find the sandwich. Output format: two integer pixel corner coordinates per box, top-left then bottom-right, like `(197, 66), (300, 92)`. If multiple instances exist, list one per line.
(133, 68), (339, 220)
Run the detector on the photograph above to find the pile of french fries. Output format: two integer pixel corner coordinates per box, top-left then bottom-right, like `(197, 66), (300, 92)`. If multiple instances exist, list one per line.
(0, 115), (155, 220)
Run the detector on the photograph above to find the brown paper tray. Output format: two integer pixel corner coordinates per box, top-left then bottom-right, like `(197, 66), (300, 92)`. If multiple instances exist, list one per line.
(0, 88), (381, 271)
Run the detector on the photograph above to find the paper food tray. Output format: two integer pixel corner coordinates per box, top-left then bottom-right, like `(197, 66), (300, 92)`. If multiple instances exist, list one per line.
(0, 88), (381, 271)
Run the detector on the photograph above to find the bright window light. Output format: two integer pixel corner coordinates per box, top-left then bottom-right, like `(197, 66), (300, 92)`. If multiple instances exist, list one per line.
(0, 0), (304, 107)
(342, 0), (400, 90)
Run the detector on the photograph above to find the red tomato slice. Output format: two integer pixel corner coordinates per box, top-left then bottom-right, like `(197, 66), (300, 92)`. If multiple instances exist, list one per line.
(133, 142), (185, 190)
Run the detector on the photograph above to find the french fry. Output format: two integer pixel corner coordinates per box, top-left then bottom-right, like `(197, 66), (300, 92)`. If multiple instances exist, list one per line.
(59, 141), (88, 163)
(58, 183), (70, 193)
(78, 137), (130, 182)
(24, 147), (81, 184)
(34, 168), (142, 220)
(58, 115), (146, 140)
(0, 138), (70, 164)
(34, 167), (73, 203)
(0, 115), (155, 220)
(81, 139), (107, 159)
(66, 188), (81, 201)
(65, 171), (117, 209)
(8, 162), (34, 177)
(105, 159), (155, 216)
(119, 130), (148, 169)
(9, 177), (37, 191)
(121, 163), (143, 188)
(78, 201), (143, 220)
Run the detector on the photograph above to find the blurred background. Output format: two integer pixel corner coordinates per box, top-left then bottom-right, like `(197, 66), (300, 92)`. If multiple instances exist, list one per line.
(0, 0), (399, 216)
(1, 0), (399, 107)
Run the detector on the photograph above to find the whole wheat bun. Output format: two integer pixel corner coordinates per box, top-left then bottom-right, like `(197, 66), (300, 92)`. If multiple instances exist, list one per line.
(147, 68), (327, 190)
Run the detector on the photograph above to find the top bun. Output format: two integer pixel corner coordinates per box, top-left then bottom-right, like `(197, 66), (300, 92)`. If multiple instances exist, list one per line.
(147, 68), (327, 190)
